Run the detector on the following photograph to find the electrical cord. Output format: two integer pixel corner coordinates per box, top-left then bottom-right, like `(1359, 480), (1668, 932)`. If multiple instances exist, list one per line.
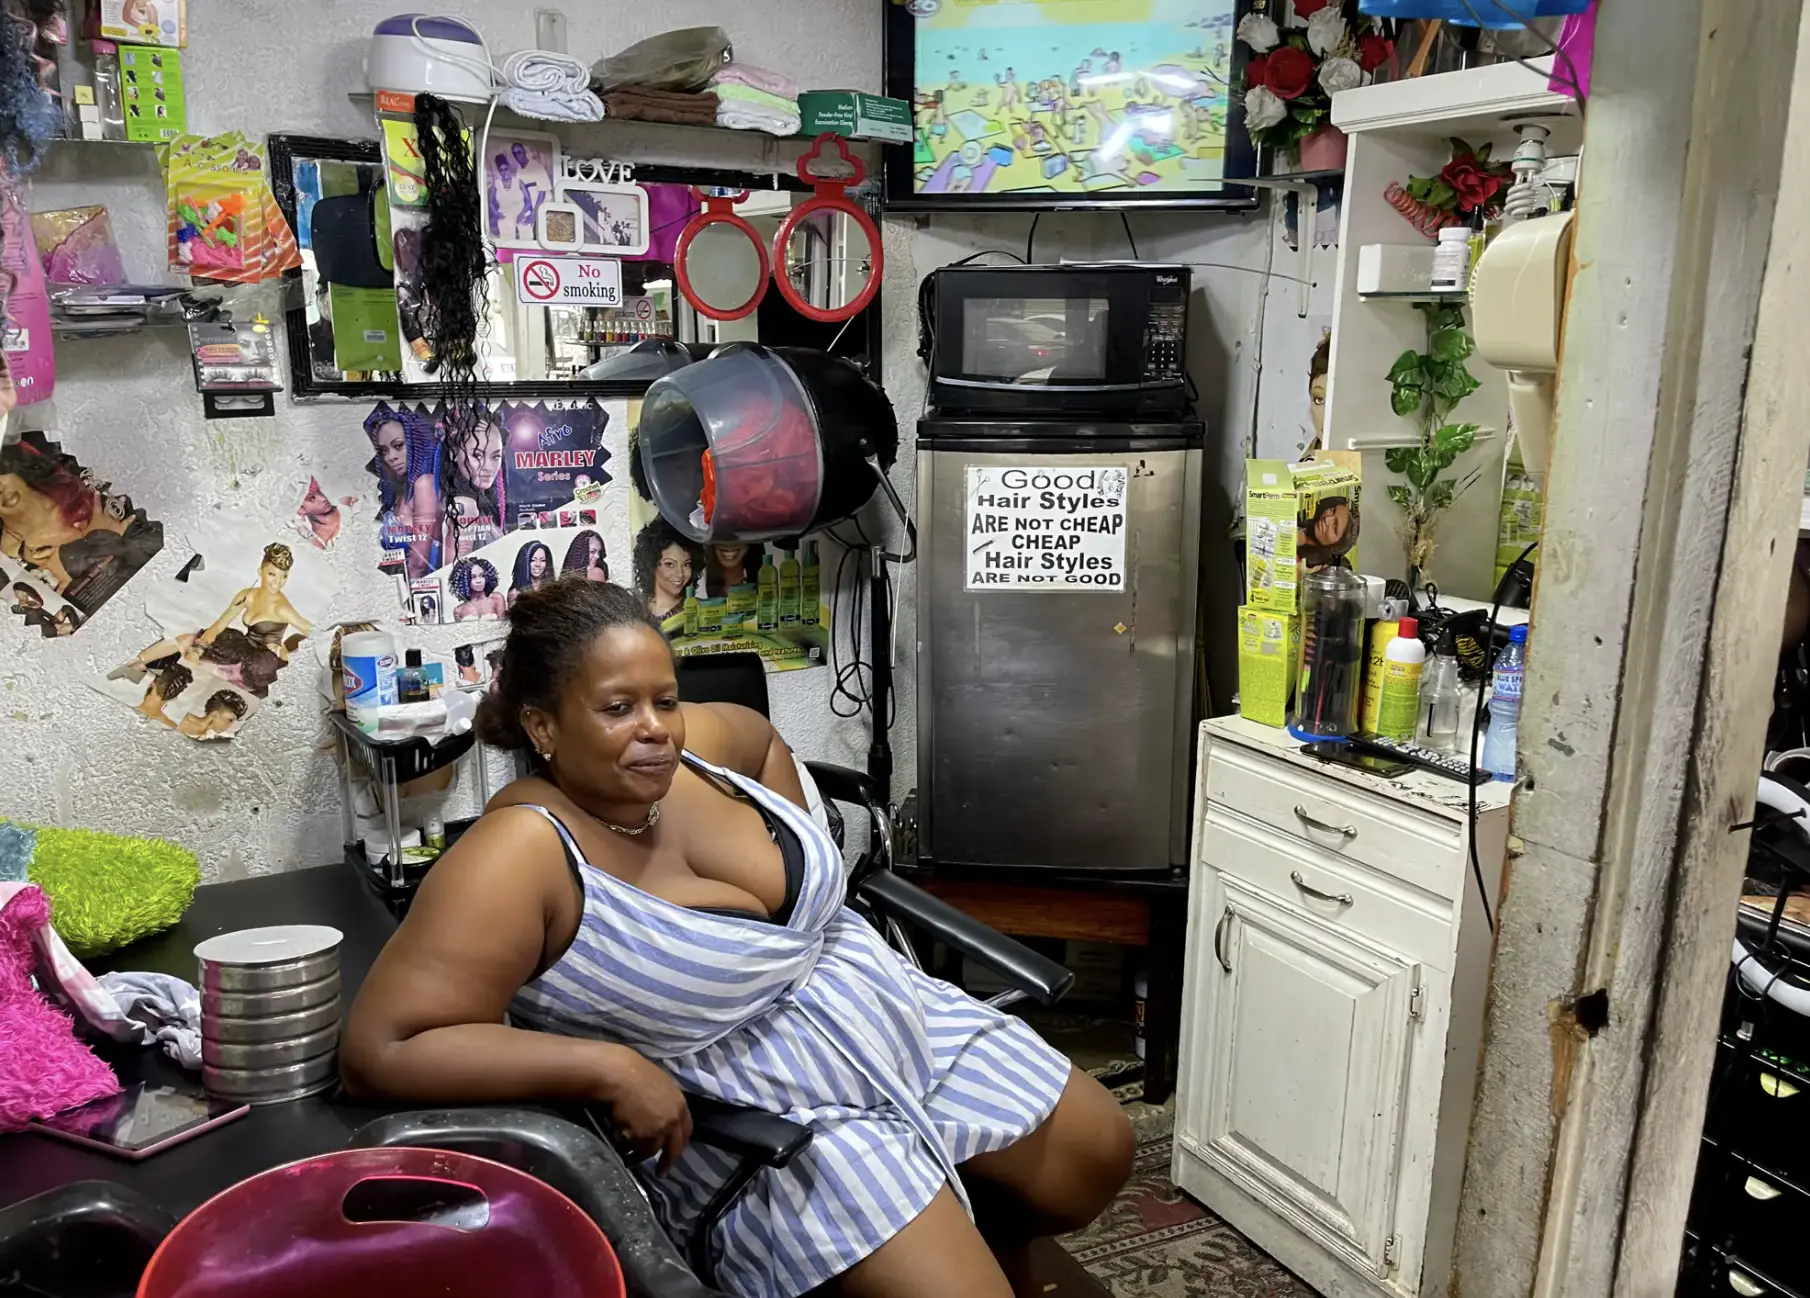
(1467, 538), (1540, 935)
(1025, 212), (1041, 264)
(1119, 212), (1141, 260)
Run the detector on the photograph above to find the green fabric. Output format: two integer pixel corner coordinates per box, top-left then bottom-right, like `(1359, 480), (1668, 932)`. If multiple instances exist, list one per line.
(712, 82), (798, 114)
(11, 821), (200, 958)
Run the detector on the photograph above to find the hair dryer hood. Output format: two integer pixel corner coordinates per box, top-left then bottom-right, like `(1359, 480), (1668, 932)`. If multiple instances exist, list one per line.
(638, 345), (899, 545)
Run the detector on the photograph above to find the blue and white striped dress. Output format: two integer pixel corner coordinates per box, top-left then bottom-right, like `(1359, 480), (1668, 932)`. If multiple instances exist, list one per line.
(508, 752), (1074, 1298)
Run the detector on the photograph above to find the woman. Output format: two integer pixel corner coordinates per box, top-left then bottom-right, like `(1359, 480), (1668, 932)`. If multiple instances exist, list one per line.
(123, 544), (311, 700)
(294, 475), (345, 551)
(455, 643), (481, 686)
(364, 405), (439, 578)
(1306, 331), (1330, 456)
(509, 541), (555, 609)
(177, 688), (247, 740)
(632, 517), (701, 622)
(134, 654), (192, 724)
(342, 580), (1131, 1298)
(703, 541), (760, 597)
(451, 557), (506, 621)
(561, 530), (608, 584)
(441, 414), (506, 565)
(0, 441), (143, 596)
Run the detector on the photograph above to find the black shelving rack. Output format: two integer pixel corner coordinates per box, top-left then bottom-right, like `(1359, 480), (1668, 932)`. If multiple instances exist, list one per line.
(1680, 791), (1810, 1298)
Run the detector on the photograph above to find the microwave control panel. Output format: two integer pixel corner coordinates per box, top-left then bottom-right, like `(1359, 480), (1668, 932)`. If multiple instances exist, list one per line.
(1141, 289), (1189, 386)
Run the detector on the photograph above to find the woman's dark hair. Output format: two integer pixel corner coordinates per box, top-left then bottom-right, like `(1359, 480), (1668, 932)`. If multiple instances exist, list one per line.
(455, 644), (475, 667)
(512, 540), (555, 592)
(631, 517), (702, 600)
(150, 660), (193, 701)
(441, 413), (505, 553)
(363, 403), (439, 518)
(205, 689), (248, 720)
(1299, 495), (1359, 569)
(562, 529), (605, 576)
(474, 578), (667, 751)
(1309, 331), (1331, 381)
(449, 556), (497, 601)
(0, 435), (96, 530)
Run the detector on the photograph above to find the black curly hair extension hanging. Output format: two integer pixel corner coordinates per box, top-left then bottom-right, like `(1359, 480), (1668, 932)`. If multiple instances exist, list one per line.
(413, 92), (489, 392)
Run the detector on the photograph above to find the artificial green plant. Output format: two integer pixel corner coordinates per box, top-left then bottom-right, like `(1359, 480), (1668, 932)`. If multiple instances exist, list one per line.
(1384, 301), (1484, 589)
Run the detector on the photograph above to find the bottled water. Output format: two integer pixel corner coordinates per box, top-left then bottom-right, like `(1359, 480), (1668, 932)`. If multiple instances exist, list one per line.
(1481, 625), (1528, 782)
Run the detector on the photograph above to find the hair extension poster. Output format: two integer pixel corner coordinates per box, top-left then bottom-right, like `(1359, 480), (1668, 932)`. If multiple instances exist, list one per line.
(1, 553), (82, 638)
(416, 523), (610, 626)
(498, 399), (611, 524)
(374, 94), (436, 383)
(0, 430), (164, 633)
(361, 400), (443, 580)
(624, 405), (831, 673)
(92, 518), (338, 742)
(290, 471), (361, 553)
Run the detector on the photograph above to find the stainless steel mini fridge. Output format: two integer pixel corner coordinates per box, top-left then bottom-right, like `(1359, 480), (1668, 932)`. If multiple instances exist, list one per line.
(915, 416), (1204, 875)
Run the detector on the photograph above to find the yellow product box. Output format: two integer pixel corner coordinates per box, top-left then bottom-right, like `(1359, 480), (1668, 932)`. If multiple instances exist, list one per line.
(1245, 453), (1362, 615)
(1237, 604), (1301, 728)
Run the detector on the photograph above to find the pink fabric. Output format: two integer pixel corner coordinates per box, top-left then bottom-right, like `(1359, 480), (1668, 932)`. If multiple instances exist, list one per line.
(0, 885), (119, 1131)
(1550, 0), (1596, 101)
(709, 62), (800, 102)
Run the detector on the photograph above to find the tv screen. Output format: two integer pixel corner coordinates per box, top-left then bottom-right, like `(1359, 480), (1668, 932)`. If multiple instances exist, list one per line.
(883, 0), (1258, 213)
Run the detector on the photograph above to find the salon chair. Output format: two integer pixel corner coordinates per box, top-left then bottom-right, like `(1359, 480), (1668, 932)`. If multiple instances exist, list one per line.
(360, 655), (1074, 1294)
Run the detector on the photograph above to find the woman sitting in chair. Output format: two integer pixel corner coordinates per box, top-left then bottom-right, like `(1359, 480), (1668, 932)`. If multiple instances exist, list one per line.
(343, 578), (1132, 1298)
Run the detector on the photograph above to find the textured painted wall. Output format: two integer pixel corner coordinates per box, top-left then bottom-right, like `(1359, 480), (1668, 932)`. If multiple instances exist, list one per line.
(2, 2), (1311, 880)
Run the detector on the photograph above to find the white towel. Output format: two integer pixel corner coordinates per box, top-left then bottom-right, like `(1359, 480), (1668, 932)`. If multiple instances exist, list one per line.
(717, 104), (801, 135)
(499, 48), (605, 122)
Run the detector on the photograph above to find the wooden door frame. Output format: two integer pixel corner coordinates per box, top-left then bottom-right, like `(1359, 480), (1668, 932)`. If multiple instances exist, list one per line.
(1452, 3), (1810, 1295)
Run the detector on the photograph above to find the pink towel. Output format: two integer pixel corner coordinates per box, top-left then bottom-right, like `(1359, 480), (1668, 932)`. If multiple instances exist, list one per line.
(0, 885), (118, 1131)
(710, 62), (800, 102)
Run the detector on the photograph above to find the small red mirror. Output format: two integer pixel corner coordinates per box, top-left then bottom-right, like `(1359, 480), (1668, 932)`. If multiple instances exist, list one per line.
(673, 189), (770, 322)
(771, 134), (882, 325)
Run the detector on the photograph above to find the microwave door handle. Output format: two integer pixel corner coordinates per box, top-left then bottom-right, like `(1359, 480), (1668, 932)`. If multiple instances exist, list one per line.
(935, 377), (1149, 391)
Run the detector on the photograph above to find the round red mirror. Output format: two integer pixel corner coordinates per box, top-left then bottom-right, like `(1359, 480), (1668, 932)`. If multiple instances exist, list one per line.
(771, 134), (882, 325)
(673, 189), (770, 322)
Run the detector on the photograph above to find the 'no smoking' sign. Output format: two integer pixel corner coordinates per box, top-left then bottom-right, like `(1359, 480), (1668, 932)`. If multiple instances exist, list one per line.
(514, 255), (623, 308)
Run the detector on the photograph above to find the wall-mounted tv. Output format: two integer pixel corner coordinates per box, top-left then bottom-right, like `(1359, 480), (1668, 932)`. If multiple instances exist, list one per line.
(883, 0), (1259, 213)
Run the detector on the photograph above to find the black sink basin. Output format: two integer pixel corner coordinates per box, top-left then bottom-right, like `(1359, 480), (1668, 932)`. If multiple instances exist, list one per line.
(0, 1180), (175, 1298)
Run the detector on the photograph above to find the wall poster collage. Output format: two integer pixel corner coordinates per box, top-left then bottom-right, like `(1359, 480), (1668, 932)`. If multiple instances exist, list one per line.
(625, 402), (830, 673)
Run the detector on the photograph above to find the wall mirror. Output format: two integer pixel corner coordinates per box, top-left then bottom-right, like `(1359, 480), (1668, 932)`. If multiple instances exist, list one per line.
(269, 135), (883, 401)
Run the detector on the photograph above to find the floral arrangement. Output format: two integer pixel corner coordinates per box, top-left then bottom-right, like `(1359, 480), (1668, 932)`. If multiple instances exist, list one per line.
(1385, 138), (1516, 235)
(1236, 1), (1394, 153)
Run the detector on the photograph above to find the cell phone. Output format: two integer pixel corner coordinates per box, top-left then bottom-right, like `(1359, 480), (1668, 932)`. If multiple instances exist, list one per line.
(29, 1083), (249, 1160)
(1301, 741), (1412, 779)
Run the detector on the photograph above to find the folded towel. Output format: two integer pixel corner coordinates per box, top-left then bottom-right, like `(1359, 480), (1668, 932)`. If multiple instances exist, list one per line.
(710, 61), (801, 101)
(501, 85), (605, 122)
(603, 86), (720, 127)
(713, 81), (799, 115)
(501, 48), (589, 93)
(717, 104), (802, 135)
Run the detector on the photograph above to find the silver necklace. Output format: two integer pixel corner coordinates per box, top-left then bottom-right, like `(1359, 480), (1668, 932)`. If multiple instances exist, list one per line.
(596, 802), (661, 837)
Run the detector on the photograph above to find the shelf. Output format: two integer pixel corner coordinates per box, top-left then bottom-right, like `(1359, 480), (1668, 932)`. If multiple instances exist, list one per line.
(1332, 60), (1583, 155)
(1359, 289), (1469, 304)
(346, 93), (880, 176)
(1254, 168), (1346, 187)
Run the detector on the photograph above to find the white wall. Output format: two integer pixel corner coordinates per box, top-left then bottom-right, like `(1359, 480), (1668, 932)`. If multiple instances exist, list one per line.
(2, 1), (1321, 877)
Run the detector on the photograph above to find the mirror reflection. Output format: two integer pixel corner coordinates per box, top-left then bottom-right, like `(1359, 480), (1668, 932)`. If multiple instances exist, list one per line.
(781, 208), (875, 317)
(683, 221), (767, 317)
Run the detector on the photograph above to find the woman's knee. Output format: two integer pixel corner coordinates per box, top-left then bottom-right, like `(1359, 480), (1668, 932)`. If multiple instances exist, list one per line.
(1059, 1099), (1134, 1226)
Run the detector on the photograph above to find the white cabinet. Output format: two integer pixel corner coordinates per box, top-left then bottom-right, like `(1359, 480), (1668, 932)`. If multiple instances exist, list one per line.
(1175, 718), (1511, 1298)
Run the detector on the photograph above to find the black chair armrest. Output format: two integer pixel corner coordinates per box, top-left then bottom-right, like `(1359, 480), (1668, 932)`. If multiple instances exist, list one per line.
(685, 1093), (812, 1168)
(804, 760), (892, 885)
(857, 872), (1075, 1006)
(349, 1107), (723, 1298)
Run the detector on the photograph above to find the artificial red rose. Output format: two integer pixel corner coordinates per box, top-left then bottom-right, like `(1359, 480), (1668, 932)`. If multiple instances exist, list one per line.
(1440, 155), (1504, 213)
(1263, 45), (1316, 100)
(1245, 53), (1269, 88)
(1357, 33), (1394, 72)
(1292, 0), (1333, 15)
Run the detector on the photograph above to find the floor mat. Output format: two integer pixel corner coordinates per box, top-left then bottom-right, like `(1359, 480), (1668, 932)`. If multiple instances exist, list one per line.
(1063, 1093), (1314, 1297)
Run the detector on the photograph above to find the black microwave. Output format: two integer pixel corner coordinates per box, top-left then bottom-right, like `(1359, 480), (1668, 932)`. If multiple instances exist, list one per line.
(923, 263), (1192, 418)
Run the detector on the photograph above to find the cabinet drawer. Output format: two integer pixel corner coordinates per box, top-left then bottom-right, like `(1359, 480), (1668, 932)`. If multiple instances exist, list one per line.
(1205, 736), (1465, 899)
(1203, 804), (1456, 971)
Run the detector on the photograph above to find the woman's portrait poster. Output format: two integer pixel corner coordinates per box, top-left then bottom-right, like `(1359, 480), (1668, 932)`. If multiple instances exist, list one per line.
(0, 430), (163, 631)
(91, 518), (337, 742)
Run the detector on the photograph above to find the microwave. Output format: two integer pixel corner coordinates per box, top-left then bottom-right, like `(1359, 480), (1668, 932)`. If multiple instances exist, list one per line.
(924, 263), (1192, 418)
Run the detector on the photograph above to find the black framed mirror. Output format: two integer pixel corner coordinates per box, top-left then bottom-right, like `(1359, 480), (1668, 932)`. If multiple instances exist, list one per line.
(269, 133), (884, 403)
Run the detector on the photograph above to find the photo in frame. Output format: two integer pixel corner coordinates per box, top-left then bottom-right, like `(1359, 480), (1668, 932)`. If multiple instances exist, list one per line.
(556, 180), (651, 257)
(482, 129), (562, 252)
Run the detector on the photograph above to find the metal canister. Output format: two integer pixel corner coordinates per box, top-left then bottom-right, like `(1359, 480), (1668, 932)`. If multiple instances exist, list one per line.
(194, 926), (343, 1105)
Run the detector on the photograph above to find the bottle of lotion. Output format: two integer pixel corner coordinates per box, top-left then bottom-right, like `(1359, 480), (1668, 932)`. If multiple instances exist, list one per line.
(1376, 616), (1428, 742)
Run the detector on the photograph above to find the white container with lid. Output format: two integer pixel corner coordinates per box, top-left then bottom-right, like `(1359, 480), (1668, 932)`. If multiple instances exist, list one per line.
(341, 630), (398, 733)
(1431, 226), (1474, 291)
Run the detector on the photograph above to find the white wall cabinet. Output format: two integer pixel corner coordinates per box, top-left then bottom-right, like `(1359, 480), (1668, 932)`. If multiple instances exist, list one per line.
(1175, 717), (1511, 1298)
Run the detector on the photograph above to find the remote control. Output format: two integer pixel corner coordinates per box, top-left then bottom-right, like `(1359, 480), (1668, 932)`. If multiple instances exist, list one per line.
(1349, 735), (1494, 786)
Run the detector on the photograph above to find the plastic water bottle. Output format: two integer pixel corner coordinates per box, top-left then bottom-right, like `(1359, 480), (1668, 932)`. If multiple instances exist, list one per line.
(1481, 625), (1529, 782)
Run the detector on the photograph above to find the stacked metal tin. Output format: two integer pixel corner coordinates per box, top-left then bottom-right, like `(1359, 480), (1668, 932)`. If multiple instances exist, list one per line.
(195, 925), (344, 1105)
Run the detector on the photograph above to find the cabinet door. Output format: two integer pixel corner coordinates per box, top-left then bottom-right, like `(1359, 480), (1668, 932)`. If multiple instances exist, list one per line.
(1196, 873), (1420, 1276)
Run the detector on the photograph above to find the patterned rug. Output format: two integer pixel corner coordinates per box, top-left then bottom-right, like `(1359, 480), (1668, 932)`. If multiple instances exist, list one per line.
(1061, 1089), (1314, 1297)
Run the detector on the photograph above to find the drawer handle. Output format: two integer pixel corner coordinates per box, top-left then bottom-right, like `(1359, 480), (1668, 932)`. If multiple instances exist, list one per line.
(1294, 805), (1358, 840)
(1743, 1175), (1783, 1201)
(1727, 1269), (1766, 1298)
(1291, 871), (1356, 908)
(1214, 907), (1233, 973)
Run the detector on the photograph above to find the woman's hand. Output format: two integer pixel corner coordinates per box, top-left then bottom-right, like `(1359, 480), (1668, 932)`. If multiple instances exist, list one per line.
(598, 1046), (693, 1174)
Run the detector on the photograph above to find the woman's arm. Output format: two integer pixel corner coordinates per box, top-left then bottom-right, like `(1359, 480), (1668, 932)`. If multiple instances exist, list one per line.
(406, 474), (438, 579)
(199, 589), (249, 643)
(681, 702), (807, 810)
(341, 807), (692, 1166)
(277, 595), (313, 638)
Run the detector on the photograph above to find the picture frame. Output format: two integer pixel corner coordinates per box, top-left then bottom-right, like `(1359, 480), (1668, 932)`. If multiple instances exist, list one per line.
(536, 201), (585, 251)
(556, 180), (652, 258)
(481, 128), (563, 252)
(881, 0), (1261, 213)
